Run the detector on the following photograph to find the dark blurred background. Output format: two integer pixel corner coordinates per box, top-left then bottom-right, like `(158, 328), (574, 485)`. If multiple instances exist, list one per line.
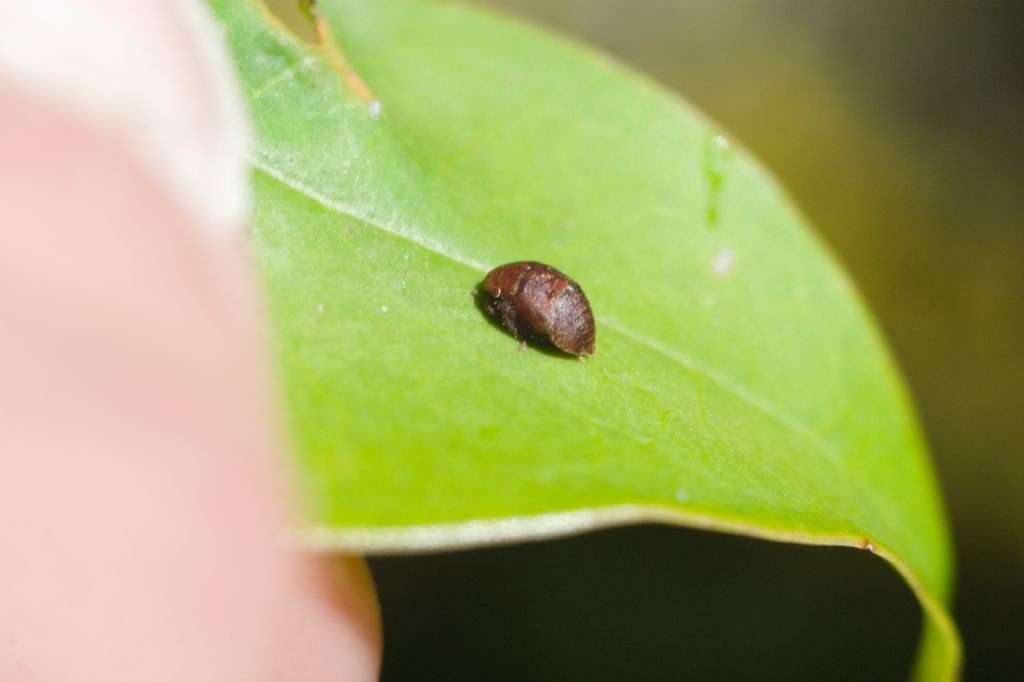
(369, 1), (1024, 680)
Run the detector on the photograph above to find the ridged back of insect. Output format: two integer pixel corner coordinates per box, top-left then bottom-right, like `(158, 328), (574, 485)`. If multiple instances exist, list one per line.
(550, 283), (596, 355)
(481, 260), (596, 356)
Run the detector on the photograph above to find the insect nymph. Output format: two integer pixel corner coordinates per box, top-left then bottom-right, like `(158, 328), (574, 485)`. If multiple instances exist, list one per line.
(480, 261), (596, 356)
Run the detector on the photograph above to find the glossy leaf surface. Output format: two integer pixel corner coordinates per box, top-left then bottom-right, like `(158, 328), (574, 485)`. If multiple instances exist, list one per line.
(208, 0), (959, 677)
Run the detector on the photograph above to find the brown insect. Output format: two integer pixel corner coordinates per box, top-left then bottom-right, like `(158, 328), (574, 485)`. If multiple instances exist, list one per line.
(480, 261), (596, 356)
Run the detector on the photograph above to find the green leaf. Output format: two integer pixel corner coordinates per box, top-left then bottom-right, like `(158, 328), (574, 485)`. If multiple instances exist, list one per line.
(207, 0), (960, 677)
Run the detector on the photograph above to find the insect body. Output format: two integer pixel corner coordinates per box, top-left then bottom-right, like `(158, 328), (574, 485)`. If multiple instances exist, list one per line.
(481, 261), (596, 356)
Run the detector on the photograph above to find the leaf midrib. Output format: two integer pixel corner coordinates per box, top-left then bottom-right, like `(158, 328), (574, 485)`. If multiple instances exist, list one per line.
(241, 0), (864, 497)
(250, 155), (877, 496)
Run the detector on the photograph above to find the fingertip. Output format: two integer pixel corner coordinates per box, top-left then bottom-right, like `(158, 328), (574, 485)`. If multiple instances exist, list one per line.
(271, 556), (382, 682)
(0, 0), (251, 236)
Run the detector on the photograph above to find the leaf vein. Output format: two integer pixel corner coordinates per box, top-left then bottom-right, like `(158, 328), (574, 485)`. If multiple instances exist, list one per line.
(250, 155), (842, 466)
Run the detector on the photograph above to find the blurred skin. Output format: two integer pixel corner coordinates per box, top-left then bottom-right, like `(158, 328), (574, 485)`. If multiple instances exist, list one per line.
(0, 17), (379, 682)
